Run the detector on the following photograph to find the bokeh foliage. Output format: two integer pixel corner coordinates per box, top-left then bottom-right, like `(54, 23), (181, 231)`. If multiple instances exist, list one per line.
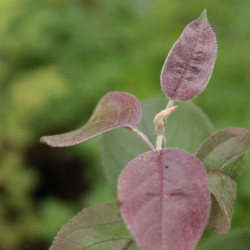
(0, 0), (249, 249)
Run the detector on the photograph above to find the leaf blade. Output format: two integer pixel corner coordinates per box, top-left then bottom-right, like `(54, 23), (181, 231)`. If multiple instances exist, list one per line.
(118, 148), (211, 250)
(99, 97), (214, 196)
(40, 91), (142, 147)
(161, 10), (217, 101)
(198, 229), (250, 250)
(196, 127), (250, 179)
(196, 127), (250, 234)
(207, 171), (236, 234)
(50, 202), (138, 250)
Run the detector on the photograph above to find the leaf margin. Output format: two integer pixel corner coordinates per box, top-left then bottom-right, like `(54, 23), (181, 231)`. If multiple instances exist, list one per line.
(49, 201), (137, 250)
(40, 91), (142, 147)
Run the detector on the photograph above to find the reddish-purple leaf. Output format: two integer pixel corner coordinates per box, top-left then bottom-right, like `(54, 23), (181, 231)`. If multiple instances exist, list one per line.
(40, 91), (141, 147)
(118, 148), (211, 250)
(100, 98), (214, 196)
(161, 10), (217, 101)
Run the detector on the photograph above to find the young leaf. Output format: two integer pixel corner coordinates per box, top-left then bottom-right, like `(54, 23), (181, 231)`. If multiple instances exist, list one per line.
(161, 10), (217, 101)
(196, 127), (250, 234)
(100, 97), (214, 195)
(40, 91), (142, 147)
(207, 172), (236, 234)
(50, 202), (138, 250)
(196, 127), (250, 180)
(118, 148), (211, 250)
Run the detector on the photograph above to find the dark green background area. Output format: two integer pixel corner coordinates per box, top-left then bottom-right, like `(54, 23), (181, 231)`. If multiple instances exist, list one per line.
(0, 0), (249, 249)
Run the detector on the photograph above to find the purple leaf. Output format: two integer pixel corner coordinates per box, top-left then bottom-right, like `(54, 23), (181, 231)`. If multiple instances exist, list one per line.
(50, 202), (138, 249)
(118, 148), (211, 250)
(161, 10), (217, 101)
(100, 98), (214, 196)
(40, 91), (141, 147)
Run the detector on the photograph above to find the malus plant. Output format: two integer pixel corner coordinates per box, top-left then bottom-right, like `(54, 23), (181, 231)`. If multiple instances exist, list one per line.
(41, 10), (250, 250)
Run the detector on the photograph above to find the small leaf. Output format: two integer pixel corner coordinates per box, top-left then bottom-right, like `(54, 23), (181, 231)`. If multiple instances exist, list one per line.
(118, 148), (211, 250)
(207, 171), (236, 234)
(154, 105), (179, 135)
(161, 10), (217, 101)
(99, 97), (214, 195)
(196, 127), (250, 179)
(41, 91), (141, 147)
(196, 127), (250, 234)
(50, 202), (138, 250)
(198, 229), (250, 250)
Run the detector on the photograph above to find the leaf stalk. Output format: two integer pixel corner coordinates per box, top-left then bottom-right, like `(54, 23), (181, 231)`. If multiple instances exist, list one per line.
(129, 127), (155, 151)
(154, 100), (177, 150)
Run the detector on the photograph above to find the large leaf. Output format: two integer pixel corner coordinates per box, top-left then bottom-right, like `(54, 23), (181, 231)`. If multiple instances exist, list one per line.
(118, 148), (211, 250)
(161, 10), (217, 101)
(99, 128), (149, 196)
(206, 172), (236, 234)
(50, 202), (138, 249)
(196, 127), (250, 233)
(41, 91), (142, 147)
(99, 97), (214, 195)
(198, 229), (250, 250)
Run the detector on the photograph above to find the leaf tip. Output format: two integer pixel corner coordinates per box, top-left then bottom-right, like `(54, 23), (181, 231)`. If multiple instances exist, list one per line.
(40, 136), (47, 144)
(171, 104), (179, 112)
(40, 136), (53, 147)
(198, 9), (209, 26)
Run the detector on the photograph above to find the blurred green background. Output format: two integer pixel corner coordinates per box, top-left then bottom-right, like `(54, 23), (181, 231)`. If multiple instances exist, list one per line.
(0, 0), (249, 249)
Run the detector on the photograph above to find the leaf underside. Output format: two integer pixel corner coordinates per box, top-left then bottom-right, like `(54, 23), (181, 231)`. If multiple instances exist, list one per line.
(99, 97), (214, 196)
(161, 10), (217, 101)
(40, 91), (141, 147)
(50, 202), (138, 250)
(118, 148), (211, 250)
(196, 127), (250, 233)
(206, 172), (236, 234)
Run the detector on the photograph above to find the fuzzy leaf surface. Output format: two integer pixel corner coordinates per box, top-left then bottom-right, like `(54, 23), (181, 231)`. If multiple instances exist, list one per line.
(196, 127), (250, 234)
(206, 172), (236, 234)
(99, 97), (214, 195)
(161, 10), (217, 101)
(198, 229), (250, 250)
(50, 202), (138, 250)
(196, 127), (250, 179)
(41, 91), (141, 147)
(118, 148), (211, 250)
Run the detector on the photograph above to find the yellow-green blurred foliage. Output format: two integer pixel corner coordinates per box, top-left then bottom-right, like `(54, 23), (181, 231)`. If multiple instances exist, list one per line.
(0, 0), (249, 249)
